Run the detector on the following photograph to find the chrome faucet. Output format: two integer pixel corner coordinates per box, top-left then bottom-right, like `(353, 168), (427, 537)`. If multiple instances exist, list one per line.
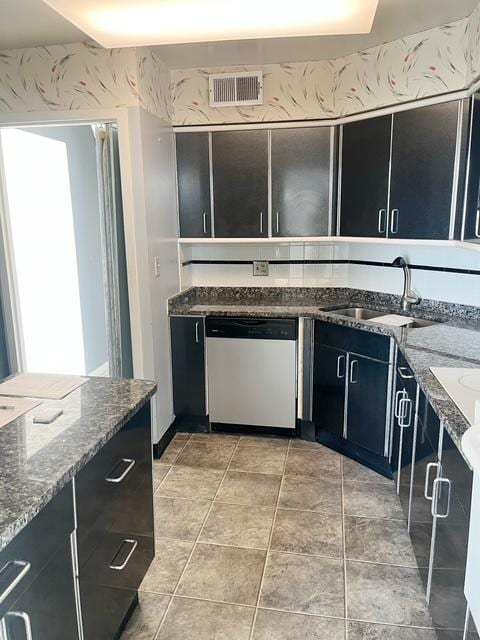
(392, 256), (421, 312)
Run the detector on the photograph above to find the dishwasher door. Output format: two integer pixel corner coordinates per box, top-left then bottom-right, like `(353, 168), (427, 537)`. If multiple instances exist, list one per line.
(207, 336), (297, 429)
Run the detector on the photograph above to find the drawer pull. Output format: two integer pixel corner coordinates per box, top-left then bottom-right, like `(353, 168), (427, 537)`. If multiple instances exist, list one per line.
(109, 539), (138, 571)
(398, 397), (413, 429)
(0, 560), (31, 605)
(432, 477), (451, 519)
(424, 462), (439, 500)
(106, 458), (135, 483)
(5, 611), (33, 640)
(394, 389), (407, 418)
(398, 366), (415, 380)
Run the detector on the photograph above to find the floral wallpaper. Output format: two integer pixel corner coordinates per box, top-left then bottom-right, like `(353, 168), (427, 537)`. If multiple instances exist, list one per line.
(171, 10), (476, 125)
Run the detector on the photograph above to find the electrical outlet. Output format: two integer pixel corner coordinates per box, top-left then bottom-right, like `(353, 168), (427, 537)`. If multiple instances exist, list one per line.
(154, 256), (161, 277)
(253, 260), (269, 276)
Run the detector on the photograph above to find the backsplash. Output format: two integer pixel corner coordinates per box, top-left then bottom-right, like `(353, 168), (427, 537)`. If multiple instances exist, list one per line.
(179, 242), (480, 306)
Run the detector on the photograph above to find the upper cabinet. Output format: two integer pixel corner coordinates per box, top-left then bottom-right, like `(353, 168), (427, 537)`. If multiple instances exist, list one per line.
(462, 95), (480, 242)
(212, 130), (268, 238)
(176, 132), (212, 238)
(339, 101), (462, 240)
(271, 127), (332, 237)
(339, 115), (391, 237)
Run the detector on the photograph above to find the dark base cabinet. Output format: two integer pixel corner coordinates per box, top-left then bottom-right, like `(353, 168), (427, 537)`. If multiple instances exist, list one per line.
(76, 402), (154, 640)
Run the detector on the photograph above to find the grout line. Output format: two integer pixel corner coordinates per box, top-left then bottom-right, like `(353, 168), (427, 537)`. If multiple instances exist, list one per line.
(154, 437), (242, 639)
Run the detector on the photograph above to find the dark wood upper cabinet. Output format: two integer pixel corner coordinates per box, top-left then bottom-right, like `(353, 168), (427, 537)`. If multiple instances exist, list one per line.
(463, 96), (480, 241)
(389, 101), (459, 240)
(176, 132), (211, 238)
(212, 130), (268, 238)
(339, 115), (391, 237)
(271, 127), (331, 237)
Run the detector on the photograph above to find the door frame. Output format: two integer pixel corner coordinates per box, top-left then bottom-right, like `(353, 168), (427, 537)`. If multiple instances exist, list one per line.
(0, 108), (146, 379)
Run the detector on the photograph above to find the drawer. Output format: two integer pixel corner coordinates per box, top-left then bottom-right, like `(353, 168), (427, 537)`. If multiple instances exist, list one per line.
(315, 320), (391, 362)
(76, 403), (152, 547)
(0, 482), (74, 618)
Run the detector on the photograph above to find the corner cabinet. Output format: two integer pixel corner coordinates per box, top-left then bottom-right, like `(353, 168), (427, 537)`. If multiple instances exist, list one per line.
(271, 127), (332, 237)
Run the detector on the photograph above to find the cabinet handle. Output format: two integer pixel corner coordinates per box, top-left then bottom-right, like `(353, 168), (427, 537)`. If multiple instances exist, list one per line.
(394, 389), (407, 418)
(336, 354), (346, 379)
(349, 359), (358, 384)
(109, 539), (138, 571)
(398, 397), (412, 428)
(0, 561), (31, 605)
(475, 209), (480, 239)
(424, 461), (439, 500)
(276, 211), (280, 234)
(431, 477), (451, 519)
(390, 209), (399, 234)
(106, 458), (135, 483)
(377, 209), (386, 234)
(202, 211), (207, 235)
(195, 321), (200, 343)
(398, 366), (414, 380)
(5, 611), (33, 640)
(260, 211), (264, 235)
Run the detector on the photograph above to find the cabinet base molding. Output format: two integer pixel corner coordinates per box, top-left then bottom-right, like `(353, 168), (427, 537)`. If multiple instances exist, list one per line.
(211, 421), (297, 438)
(153, 423), (176, 459)
(113, 592), (139, 640)
(316, 429), (393, 479)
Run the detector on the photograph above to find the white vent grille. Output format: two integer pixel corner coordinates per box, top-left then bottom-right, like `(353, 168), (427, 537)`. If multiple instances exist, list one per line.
(209, 72), (263, 107)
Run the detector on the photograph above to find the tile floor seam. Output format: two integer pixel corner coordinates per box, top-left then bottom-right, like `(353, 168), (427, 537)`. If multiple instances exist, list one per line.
(173, 462), (283, 476)
(247, 436), (291, 640)
(154, 436), (243, 639)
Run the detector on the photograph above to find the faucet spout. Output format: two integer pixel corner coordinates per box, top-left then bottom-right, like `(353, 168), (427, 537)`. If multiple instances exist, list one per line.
(392, 256), (421, 311)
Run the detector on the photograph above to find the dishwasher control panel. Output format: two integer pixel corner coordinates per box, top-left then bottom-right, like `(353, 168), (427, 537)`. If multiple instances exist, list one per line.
(206, 317), (297, 341)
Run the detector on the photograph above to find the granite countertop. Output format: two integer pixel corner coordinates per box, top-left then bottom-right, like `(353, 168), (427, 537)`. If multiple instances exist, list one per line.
(169, 286), (480, 461)
(0, 377), (156, 552)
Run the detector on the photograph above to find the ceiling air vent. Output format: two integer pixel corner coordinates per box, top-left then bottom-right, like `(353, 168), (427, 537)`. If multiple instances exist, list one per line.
(209, 71), (263, 107)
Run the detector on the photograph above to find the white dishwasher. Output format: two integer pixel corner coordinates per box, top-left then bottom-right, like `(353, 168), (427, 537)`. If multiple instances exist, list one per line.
(206, 317), (297, 430)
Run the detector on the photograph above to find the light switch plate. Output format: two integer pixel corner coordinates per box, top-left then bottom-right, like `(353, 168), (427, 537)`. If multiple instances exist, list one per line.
(253, 260), (269, 276)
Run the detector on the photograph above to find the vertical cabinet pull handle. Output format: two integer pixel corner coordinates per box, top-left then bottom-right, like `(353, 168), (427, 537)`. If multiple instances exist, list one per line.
(431, 477), (452, 519)
(195, 321), (200, 343)
(394, 389), (406, 418)
(259, 212), (264, 235)
(5, 611), (33, 640)
(202, 211), (207, 235)
(276, 211), (280, 234)
(0, 561), (31, 605)
(475, 208), (480, 239)
(398, 397), (412, 428)
(106, 458), (135, 483)
(349, 359), (358, 384)
(336, 355), (345, 379)
(377, 209), (386, 234)
(424, 462), (439, 500)
(109, 539), (138, 571)
(390, 209), (399, 234)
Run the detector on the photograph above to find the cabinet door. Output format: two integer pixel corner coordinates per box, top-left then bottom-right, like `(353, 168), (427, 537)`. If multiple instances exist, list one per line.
(390, 101), (459, 240)
(271, 127), (331, 237)
(339, 115), (391, 237)
(463, 97), (480, 241)
(170, 316), (206, 417)
(212, 130), (268, 237)
(312, 344), (346, 439)
(428, 427), (472, 633)
(176, 133), (212, 238)
(346, 355), (389, 456)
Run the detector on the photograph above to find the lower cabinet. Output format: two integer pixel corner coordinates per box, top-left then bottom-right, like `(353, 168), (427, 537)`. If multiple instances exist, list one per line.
(0, 483), (79, 640)
(313, 321), (392, 474)
(75, 402), (154, 640)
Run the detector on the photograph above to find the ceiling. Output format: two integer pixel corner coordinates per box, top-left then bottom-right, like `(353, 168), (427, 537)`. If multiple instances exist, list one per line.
(0, 0), (478, 68)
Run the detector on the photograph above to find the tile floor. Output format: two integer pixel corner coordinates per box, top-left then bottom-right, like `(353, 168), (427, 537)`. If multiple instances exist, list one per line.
(121, 433), (437, 640)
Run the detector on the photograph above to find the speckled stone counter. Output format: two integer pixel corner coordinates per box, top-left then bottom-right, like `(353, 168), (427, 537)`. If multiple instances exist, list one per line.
(169, 286), (480, 461)
(0, 377), (156, 552)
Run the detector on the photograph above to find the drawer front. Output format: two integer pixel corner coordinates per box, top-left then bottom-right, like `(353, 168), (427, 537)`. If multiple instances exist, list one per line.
(0, 483), (74, 618)
(315, 321), (390, 362)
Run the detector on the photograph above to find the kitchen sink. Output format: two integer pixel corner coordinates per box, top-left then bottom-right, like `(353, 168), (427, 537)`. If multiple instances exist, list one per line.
(329, 307), (444, 328)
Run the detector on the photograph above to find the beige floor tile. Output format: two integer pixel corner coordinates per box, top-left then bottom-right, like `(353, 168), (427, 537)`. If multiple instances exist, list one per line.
(346, 621), (437, 639)
(153, 464), (171, 491)
(252, 609), (345, 640)
(121, 592), (170, 640)
(172, 433), (191, 441)
(200, 502), (275, 549)
(176, 543), (266, 605)
(154, 497), (210, 541)
(156, 466), (224, 500)
(278, 475), (342, 513)
(285, 448), (341, 478)
(260, 552), (345, 617)
(140, 539), (193, 594)
(345, 516), (417, 566)
(156, 597), (254, 640)
(229, 444), (286, 474)
(343, 482), (404, 520)
(175, 441), (236, 469)
(343, 458), (393, 484)
(271, 509), (343, 557)
(238, 435), (289, 448)
(288, 439), (331, 451)
(190, 432), (240, 443)
(216, 471), (281, 507)
(160, 441), (185, 465)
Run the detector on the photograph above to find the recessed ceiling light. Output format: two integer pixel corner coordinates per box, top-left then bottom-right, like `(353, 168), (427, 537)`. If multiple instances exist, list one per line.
(41, 0), (379, 48)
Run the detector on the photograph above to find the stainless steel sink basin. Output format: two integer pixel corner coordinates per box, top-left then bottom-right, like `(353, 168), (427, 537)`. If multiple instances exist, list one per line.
(329, 307), (443, 328)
